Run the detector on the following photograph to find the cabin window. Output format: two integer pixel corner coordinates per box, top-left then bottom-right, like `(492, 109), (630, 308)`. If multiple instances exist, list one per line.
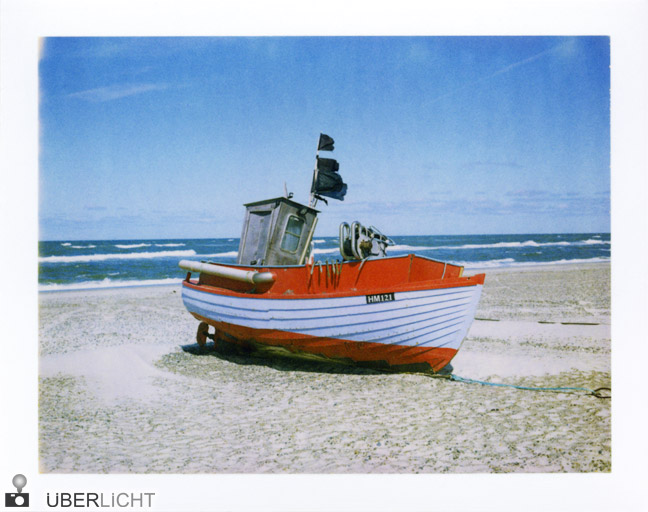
(281, 215), (304, 253)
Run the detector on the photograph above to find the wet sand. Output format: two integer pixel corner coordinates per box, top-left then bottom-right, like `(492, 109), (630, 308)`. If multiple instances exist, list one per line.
(39, 262), (610, 473)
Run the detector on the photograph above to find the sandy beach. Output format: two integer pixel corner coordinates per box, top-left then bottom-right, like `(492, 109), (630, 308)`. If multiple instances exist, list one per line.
(39, 262), (610, 473)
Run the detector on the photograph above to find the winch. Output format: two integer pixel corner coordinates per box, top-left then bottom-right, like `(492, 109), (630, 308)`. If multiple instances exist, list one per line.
(339, 221), (395, 261)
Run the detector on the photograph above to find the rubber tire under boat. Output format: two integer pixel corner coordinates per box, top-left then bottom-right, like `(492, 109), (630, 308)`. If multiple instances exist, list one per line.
(196, 321), (209, 348)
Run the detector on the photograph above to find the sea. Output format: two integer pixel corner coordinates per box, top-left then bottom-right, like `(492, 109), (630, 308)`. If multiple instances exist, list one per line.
(38, 233), (611, 292)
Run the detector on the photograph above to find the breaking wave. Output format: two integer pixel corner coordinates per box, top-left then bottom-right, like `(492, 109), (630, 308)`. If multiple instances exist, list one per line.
(392, 239), (609, 251)
(201, 251), (239, 258)
(39, 249), (198, 263)
(114, 243), (151, 249)
(39, 277), (183, 292)
(446, 241), (569, 249)
(390, 244), (435, 252)
(312, 247), (341, 255)
(462, 256), (610, 269)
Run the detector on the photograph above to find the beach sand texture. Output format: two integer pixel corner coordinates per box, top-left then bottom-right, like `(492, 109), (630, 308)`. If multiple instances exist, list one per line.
(39, 263), (610, 473)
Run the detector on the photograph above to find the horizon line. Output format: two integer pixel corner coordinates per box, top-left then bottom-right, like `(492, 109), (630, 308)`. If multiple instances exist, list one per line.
(38, 231), (612, 243)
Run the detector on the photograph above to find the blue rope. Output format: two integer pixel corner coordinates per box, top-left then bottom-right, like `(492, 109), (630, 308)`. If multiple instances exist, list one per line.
(448, 374), (610, 398)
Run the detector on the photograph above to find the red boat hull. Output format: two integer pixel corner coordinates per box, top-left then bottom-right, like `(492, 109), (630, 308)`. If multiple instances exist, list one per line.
(182, 255), (484, 372)
(193, 313), (459, 372)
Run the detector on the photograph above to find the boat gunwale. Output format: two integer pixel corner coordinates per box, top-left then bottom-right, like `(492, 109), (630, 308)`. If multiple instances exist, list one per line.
(182, 273), (485, 301)
(199, 253), (461, 271)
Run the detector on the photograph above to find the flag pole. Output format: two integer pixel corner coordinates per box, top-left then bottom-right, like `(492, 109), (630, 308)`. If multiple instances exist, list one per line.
(309, 134), (321, 208)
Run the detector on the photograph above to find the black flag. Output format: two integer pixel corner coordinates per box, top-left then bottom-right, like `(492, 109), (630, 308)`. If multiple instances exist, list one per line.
(318, 133), (335, 151)
(311, 170), (347, 201)
(316, 156), (339, 173)
(311, 133), (346, 201)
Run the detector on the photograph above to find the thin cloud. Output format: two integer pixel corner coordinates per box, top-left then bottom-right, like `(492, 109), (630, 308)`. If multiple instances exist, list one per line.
(428, 42), (571, 105)
(67, 83), (168, 102)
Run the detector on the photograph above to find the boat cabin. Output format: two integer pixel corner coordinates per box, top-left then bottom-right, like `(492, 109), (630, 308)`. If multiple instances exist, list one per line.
(237, 197), (319, 266)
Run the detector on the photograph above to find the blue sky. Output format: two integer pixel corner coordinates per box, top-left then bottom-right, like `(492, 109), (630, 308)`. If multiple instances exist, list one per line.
(39, 36), (610, 240)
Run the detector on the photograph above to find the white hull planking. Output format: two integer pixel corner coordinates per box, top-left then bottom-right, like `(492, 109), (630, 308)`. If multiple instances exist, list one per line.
(182, 284), (483, 350)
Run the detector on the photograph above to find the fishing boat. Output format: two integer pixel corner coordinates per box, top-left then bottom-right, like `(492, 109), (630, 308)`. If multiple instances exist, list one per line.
(179, 135), (485, 372)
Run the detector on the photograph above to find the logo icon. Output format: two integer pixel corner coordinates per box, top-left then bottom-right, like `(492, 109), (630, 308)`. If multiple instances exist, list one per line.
(5, 474), (29, 508)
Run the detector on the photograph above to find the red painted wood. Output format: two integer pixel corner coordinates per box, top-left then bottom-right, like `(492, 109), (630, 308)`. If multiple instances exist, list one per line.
(184, 255), (483, 372)
(186, 254), (485, 300)
(194, 314), (459, 372)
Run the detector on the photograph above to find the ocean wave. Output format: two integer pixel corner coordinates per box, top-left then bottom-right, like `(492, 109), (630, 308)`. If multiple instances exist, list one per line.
(440, 240), (569, 249)
(39, 249), (197, 263)
(70, 244), (97, 249)
(312, 247), (341, 255)
(312, 238), (610, 255)
(114, 243), (151, 249)
(462, 256), (610, 269)
(201, 251), (239, 258)
(313, 239), (327, 244)
(391, 239), (609, 251)
(154, 243), (185, 247)
(536, 256), (611, 265)
(197, 247), (339, 258)
(460, 258), (516, 268)
(61, 242), (71, 246)
(389, 241), (570, 251)
(389, 244), (436, 252)
(39, 277), (183, 292)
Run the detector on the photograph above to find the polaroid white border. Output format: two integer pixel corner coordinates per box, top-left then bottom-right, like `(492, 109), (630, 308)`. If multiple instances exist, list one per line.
(1, 1), (646, 511)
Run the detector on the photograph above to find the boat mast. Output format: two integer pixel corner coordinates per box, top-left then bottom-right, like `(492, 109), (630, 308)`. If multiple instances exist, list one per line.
(308, 135), (321, 208)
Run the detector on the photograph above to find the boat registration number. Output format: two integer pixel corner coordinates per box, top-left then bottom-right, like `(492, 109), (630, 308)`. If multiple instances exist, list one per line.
(365, 292), (395, 304)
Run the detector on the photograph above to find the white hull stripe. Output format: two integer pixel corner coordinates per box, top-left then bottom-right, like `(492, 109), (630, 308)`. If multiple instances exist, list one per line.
(182, 284), (482, 350)
(183, 285), (473, 313)
(183, 292), (473, 330)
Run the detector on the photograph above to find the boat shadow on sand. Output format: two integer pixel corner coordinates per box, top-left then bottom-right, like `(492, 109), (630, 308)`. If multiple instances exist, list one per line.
(181, 341), (453, 377)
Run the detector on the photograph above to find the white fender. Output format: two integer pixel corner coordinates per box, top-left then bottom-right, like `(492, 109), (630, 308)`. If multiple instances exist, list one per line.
(179, 260), (275, 284)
